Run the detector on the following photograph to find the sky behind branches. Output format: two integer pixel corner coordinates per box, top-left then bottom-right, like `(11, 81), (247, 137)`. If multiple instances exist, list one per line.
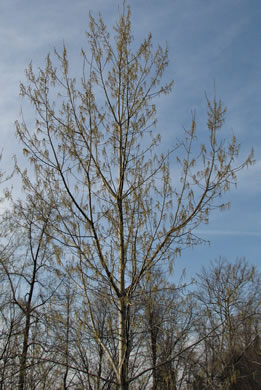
(1, 0), (260, 280)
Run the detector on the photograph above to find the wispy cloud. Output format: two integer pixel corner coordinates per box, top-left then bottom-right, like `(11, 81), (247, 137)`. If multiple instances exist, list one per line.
(196, 229), (261, 237)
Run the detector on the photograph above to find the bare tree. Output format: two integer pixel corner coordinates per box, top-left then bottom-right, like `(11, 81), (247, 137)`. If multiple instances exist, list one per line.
(193, 258), (261, 389)
(0, 199), (60, 390)
(15, 3), (253, 388)
(133, 270), (195, 389)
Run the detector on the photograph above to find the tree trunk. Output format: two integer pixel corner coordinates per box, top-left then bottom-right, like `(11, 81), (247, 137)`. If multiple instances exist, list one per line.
(18, 311), (30, 390)
(118, 294), (129, 389)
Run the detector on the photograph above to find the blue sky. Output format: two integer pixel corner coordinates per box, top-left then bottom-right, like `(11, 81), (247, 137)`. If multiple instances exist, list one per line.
(1, 0), (260, 280)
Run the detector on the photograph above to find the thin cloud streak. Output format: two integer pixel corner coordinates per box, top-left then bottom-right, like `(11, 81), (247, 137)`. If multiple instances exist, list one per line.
(196, 230), (261, 237)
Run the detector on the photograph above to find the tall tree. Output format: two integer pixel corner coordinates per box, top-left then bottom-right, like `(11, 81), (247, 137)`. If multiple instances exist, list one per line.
(15, 3), (252, 388)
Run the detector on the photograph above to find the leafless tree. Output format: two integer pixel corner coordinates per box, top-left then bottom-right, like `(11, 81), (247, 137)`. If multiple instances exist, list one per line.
(192, 258), (261, 389)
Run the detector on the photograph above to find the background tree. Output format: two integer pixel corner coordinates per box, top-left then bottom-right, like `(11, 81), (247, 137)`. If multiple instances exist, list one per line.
(14, 3), (253, 389)
(48, 280), (118, 389)
(192, 258), (261, 389)
(0, 199), (60, 390)
(135, 271), (195, 389)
